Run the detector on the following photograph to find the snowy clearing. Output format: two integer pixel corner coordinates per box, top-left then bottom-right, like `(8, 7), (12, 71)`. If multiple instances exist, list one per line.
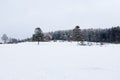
(0, 42), (120, 80)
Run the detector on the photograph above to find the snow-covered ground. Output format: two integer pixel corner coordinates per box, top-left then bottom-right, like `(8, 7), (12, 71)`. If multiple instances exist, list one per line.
(0, 42), (120, 80)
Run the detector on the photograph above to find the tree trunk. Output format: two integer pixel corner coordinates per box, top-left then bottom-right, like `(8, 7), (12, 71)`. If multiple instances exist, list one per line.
(38, 41), (39, 45)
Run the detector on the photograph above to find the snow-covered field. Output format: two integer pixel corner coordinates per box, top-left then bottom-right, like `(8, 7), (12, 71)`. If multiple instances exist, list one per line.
(0, 42), (120, 80)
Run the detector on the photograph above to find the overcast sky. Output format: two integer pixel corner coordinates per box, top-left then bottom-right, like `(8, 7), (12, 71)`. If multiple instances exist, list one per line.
(0, 0), (120, 39)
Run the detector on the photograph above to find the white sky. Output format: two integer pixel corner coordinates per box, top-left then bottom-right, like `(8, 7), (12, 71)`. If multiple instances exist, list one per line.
(0, 0), (120, 39)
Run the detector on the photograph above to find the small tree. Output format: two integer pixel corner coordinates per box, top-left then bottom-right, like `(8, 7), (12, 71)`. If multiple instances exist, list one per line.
(32, 27), (44, 45)
(1, 34), (8, 43)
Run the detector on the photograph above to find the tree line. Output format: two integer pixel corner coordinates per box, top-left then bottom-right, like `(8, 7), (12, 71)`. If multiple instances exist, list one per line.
(32, 26), (120, 44)
(1, 26), (120, 44)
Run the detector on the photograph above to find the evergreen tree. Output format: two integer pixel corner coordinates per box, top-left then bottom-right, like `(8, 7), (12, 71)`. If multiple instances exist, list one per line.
(32, 27), (44, 45)
(72, 26), (84, 41)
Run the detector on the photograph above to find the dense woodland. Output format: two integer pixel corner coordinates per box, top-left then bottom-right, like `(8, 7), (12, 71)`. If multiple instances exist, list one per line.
(1, 26), (120, 44)
(32, 26), (120, 43)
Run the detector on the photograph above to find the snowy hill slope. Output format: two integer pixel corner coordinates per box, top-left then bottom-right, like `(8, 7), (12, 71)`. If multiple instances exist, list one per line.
(0, 42), (120, 80)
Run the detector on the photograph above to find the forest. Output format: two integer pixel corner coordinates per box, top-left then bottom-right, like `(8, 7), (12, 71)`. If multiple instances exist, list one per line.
(32, 26), (120, 43)
(1, 26), (120, 44)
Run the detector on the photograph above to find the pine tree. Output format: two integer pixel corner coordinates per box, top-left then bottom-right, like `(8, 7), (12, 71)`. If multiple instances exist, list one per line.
(72, 26), (84, 41)
(32, 27), (44, 45)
